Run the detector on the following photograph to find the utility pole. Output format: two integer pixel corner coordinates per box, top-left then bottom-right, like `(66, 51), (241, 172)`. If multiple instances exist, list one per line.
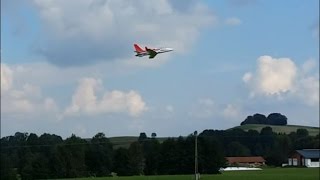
(194, 131), (199, 180)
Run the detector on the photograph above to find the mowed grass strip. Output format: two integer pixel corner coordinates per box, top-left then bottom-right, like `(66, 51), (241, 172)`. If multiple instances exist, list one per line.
(60, 168), (319, 180)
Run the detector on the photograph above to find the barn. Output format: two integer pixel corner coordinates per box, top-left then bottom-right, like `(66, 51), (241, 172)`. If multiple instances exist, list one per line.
(288, 149), (320, 168)
(226, 156), (266, 167)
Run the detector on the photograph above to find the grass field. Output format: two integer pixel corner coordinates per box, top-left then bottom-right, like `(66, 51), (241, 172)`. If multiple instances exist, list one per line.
(64, 168), (319, 180)
(231, 124), (320, 136)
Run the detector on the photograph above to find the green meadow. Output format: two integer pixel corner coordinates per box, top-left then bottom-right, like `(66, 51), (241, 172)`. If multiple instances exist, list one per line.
(61, 168), (319, 180)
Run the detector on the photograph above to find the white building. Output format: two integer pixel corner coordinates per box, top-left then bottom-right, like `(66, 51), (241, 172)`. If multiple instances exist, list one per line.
(288, 149), (320, 168)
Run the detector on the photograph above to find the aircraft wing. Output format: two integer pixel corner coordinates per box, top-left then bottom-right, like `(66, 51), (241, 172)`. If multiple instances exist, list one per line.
(146, 48), (157, 59)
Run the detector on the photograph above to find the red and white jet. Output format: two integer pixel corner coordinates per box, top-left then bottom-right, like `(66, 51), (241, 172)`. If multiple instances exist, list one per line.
(134, 44), (173, 59)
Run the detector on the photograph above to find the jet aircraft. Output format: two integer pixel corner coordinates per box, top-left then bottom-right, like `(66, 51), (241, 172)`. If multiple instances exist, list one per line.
(134, 44), (173, 59)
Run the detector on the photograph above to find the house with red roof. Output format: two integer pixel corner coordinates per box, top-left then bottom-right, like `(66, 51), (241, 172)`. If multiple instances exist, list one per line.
(226, 156), (266, 167)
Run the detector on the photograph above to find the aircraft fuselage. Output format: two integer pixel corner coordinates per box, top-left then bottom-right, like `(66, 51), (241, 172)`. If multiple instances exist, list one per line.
(134, 44), (173, 59)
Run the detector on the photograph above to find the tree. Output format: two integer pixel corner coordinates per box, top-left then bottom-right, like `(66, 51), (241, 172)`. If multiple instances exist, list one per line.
(241, 113), (288, 125)
(1, 154), (17, 180)
(158, 138), (179, 175)
(113, 148), (130, 176)
(296, 129), (309, 137)
(143, 138), (160, 175)
(226, 141), (251, 157)
(240, 113), (267, 125)
(27, 133), (39, 145)
(63, 134), (88, 178)
(267, 113), (287, 125)
(86, 133), (113, 177)
(241, 115), (253, 125)
(265, 135), (291, 166)
(128, 142), (145, 175)
(260, 127), (275, 154)
(198, 136), (226, 174)
(260, 126), (273, 136)
(138, 132), (148, 143)
(151, 133), (157, 139)
(253, 113), (267, 124)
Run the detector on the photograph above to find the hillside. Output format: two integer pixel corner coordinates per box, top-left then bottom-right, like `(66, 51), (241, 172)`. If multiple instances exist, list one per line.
(109, 125), (319, 148)
(230, 124), (320, 136)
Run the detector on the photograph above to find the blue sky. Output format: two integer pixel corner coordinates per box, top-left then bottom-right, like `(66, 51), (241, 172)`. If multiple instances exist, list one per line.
(1, 0), (319, 138)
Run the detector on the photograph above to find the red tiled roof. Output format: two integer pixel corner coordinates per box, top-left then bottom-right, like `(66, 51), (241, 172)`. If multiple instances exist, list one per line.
(226, 156), (266, 164)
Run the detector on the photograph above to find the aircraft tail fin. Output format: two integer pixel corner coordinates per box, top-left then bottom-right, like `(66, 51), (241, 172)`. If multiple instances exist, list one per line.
(134, 44), (144, 53)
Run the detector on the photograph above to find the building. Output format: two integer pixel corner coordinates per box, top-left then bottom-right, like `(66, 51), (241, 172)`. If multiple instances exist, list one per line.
(226, 156), (266, 167)
(288, 149), (320, 168)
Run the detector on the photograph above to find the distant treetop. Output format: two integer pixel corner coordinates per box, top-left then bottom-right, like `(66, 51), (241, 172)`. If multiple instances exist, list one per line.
(240, 113), (287, 126)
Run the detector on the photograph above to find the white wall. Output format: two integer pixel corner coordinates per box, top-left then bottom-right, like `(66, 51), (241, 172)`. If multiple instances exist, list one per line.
(288, 158), (319, 167)
(309, 161), (320, 168)
(304, 158), (320, 168)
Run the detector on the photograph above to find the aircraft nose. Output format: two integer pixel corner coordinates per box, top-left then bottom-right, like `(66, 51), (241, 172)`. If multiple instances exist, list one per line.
(167, 48), (173, 51)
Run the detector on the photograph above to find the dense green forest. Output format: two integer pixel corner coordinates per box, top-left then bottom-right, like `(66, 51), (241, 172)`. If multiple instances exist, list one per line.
(1, 127), (319, 180)
(240, 113), (288, 126)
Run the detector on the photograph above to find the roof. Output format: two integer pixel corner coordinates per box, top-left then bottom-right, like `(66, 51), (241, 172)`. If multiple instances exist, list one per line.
(226, 156), (266, 164)
(296, 149), (320, 159)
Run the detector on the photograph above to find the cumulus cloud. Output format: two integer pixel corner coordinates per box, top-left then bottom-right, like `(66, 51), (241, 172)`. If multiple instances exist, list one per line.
(243, 56), (297, 96)
(222, 104), (243, 119)
(188, 98), (245, 127)
(225, 17), (242, 26)
(302, 59), (317, 74)
(295, 76), (319, 106)
(64, 77), (147, 117)
(44, 97), (59, 112)
(29, 0), (216, 66)
(1, 63), (13, 92)
(243, 56), (319, 106)
(189, 98), (216, 119)
(242, 72), (252, 83)
(1, 63), (59, 115)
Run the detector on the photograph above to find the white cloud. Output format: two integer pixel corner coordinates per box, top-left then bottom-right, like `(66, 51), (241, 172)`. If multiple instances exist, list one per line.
(295, 76), (319, 106)
(302, 59), (317, 74)
(44, 97), (59, 112)
(1, 63), (60, 115)
(30, 0), (217, 66)
(64, 77), (147, 117)
(242, 72), (252, 83)
(223, 104), (242, 119)
(73, 124), (87, 137)
(243, 56), (319, 106)
(225, 17), (242, 26)
(198, 98), (215, 106)
(243, 56), (297, 96)
(188, 98), (245, 129)
(1, 63), (13, 92)
(189, 98), (216, 119)
(166, 105), (174, 113)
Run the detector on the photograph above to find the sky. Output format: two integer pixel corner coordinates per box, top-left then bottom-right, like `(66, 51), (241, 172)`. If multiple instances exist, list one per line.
(1, 0), (319, 138)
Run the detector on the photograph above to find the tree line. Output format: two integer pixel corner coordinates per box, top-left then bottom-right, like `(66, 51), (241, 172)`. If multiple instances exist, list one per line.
(1, 127), (319, 180)
(241, 113), (288, 126)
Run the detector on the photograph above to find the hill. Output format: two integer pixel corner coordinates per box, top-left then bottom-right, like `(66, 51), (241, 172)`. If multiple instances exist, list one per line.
(109, 125), (319, 148)
(230, 124), (320, 136)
